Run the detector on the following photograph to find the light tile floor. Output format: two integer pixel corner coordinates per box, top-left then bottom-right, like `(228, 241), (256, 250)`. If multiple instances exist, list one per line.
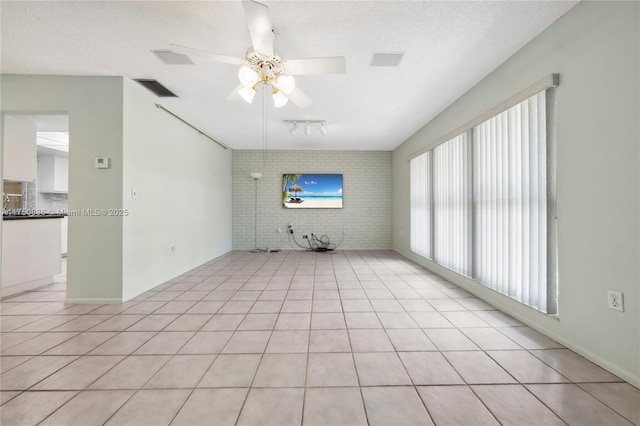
(1, 250), (638, 426)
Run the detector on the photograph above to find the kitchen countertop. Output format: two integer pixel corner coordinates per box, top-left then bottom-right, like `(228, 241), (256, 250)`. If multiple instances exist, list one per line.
(3, 214), (65, 220)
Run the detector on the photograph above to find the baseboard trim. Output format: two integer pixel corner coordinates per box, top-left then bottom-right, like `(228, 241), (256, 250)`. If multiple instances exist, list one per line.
(2, 277), (54, 297)
(233, 247), (394, 252)
(121, 249), (235, 302)
(64, 298), (122, 304)
(521, 319), (640, 389)
(392, 247), (640, 389)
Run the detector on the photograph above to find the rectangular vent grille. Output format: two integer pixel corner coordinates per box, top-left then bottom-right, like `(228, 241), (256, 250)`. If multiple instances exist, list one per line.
(134, 79), (178, 97)
(370, 52), (404, 67)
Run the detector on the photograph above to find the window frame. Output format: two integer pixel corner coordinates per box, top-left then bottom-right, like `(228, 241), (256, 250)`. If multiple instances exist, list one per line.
(408, 74), (558, 315)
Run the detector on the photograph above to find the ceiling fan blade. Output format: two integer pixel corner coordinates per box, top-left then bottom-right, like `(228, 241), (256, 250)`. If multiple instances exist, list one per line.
(242, 0), (274, 57)
(170, 44), (245, 66)
(287, 87), (312, 109)
(284, 57), (346, 75)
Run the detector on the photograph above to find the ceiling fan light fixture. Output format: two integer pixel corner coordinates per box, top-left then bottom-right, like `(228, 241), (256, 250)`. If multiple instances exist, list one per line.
(276, 75), (296, 95)
(239, 86), (257, 104)
(319, 121), (328, 136)
(272, 91), (288, 108)
(305, 121), (311, 136)
(238, 66), (259, 87)
(289, 121), (300, 135)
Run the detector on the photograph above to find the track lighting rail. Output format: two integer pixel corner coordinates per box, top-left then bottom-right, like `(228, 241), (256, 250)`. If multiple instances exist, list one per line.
(284, 120), (328, 136)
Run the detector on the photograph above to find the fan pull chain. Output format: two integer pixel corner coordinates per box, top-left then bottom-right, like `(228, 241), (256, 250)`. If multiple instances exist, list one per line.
(262, 84), (268, 167)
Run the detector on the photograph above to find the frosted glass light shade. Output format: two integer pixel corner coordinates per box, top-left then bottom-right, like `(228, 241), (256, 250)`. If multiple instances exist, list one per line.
(272, 91), (288, 108)
(239, 86), (257, 104)
(276, 75), (295, 95)
(238, 66), (259, 88)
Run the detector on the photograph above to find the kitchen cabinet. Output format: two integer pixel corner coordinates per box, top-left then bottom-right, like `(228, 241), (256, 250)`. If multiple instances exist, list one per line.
(38, 154), (68, 193)
(2, 216), (62, 296)
(3, 115), (37, 182)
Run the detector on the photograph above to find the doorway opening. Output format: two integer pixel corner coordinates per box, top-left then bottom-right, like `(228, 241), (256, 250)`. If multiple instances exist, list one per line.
(2, 113), (70, 300)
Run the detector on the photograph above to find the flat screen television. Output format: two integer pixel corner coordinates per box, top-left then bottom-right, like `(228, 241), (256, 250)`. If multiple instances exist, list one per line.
(282, 174), (343, 209)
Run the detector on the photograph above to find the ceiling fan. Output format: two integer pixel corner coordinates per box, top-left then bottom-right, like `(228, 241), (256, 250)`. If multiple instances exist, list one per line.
(170, 0), (346, 108)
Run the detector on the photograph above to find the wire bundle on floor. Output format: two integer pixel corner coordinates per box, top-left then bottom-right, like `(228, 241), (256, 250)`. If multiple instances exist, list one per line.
(303, 233), (333, 251)
(286, 225), (344, 252)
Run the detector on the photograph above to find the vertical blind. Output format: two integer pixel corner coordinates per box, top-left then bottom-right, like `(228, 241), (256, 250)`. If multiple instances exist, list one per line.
(409, 89), (554, 313)
(410, 152), (431, 258)
(433, 133), (471, 276)
(474, 91), (548, 311)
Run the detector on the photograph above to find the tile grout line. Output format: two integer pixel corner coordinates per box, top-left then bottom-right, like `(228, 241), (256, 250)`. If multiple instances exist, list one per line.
(140, 273), (238, 426)
(2, 250), (637, 425)
(360, 250), (442, 426)
(231, 250), (295, 426)
(343, 252), (375, 426)
(299, 252), (318, 426)
(574, 383), (638, 426)
(24, 261), (234, 424)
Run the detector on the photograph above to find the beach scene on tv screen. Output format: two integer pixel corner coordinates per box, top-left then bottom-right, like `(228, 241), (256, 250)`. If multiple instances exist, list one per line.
(282, 174), (343, 209)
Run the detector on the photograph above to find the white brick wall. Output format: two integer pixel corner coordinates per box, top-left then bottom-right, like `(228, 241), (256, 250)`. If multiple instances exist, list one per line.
(233, 150), (392, 250)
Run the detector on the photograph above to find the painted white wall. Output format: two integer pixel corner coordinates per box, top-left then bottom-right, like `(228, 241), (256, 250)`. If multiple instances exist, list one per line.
(392, 2), (639, 386)
(233, 150), (391, 250)
(1, 75), (124, 303)
(1, 75), (233, 303)
(121, 79), (232, 300)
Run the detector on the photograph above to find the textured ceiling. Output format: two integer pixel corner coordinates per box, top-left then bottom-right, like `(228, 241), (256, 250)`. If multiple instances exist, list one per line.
(0, 1), (577, 151)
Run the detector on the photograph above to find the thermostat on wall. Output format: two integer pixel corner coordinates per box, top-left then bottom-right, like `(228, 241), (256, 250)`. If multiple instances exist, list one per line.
(94, 157), (110, 169)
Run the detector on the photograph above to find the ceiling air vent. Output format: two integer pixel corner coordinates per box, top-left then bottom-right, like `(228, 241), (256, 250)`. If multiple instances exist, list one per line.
(152, 49), (194, 65)
(370, 52), (404, 67)
(134, 79), (178, 97)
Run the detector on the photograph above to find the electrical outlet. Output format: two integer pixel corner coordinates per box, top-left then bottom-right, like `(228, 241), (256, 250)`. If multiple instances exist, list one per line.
(277, 228), (282, 234)
(607, 290), (624, 312)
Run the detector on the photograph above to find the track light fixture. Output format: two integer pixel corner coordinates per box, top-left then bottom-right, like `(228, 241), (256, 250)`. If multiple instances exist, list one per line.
(284, 120), (328, 136)
(319, 121), (328, 135)
(289, 121), (300, 135)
